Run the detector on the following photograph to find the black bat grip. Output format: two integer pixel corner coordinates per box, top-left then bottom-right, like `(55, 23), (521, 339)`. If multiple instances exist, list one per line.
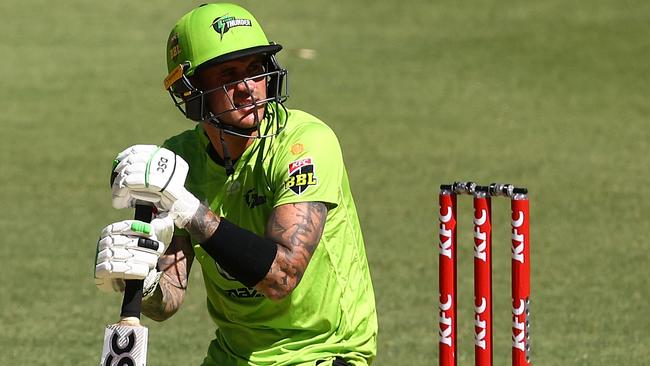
(120, 203), (153, 319)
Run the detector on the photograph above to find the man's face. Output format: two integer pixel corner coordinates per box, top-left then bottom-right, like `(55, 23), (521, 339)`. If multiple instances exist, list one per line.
(197, 54), (268, 129)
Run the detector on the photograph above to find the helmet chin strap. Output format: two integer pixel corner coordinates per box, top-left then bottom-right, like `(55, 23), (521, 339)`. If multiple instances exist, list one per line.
(206, 115), (259, 138)
(205, 99), (264, 138)
(218, 128), (236, 176)
(205, 102), (287, 176)
(206, 103), (262, 176)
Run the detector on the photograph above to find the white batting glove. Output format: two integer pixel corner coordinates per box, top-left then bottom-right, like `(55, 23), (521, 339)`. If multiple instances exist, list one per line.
(94, 213), (173, 294)
(111, 145), (200, 228)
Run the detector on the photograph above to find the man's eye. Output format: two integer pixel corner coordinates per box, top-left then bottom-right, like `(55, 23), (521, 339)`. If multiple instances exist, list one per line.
(219, 73), (238, 84)
(249, 63), (265, 74)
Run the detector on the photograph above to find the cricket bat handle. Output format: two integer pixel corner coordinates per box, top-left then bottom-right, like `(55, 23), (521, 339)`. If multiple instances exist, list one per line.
(120, 203), (153, 321)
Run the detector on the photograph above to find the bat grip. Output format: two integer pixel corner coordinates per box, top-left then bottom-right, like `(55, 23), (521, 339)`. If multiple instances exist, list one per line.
(120, 203), (153, 319)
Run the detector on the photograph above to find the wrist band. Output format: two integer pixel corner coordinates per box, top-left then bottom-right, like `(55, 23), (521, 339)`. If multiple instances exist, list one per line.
(200, 218), (278, 287)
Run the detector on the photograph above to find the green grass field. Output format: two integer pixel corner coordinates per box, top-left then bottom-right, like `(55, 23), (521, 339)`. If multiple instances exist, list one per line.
(1, 0), (649, 364)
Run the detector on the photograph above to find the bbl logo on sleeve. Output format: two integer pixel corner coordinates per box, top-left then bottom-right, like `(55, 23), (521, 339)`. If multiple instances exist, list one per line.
(285, 157), (318, 195)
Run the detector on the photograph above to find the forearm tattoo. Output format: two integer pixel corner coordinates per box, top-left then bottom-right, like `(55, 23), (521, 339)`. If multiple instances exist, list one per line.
(185, 203), (221, 243)
(257, 202), (328, 299)
(142, 236), (194, 321)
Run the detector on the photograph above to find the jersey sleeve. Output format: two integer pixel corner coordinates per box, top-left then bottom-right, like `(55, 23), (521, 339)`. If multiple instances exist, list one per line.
(272, 121), (344, 209)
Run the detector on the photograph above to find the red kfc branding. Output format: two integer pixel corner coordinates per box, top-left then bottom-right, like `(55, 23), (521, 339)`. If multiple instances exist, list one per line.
(289, 158), (312, 175)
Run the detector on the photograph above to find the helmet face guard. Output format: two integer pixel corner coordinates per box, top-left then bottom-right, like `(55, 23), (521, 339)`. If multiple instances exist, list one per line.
(165, 54), (287, 120)
(164, 4), (289, 138)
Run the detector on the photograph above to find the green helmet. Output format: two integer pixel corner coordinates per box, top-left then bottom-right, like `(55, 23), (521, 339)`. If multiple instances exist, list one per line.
(166, 3), (281, 76)
(163, 3), (289, 135)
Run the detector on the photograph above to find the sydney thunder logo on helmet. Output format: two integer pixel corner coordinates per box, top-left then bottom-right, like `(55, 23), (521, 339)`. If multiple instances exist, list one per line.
(211, 15), (252, 39)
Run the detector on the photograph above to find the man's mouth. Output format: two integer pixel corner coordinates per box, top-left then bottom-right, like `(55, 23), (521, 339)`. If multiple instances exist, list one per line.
(235, 97), (256, 109)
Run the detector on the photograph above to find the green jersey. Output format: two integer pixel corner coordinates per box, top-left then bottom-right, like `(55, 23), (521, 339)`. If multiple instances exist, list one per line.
(162, 105), (377, 366)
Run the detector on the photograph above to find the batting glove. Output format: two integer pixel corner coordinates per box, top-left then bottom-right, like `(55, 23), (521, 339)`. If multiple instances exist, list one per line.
(94, 213), (172, 294)
(111, 145), (200, 228)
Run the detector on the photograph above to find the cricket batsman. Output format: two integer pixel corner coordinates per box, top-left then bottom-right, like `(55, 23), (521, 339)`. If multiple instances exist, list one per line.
(94, 3), (378, 365)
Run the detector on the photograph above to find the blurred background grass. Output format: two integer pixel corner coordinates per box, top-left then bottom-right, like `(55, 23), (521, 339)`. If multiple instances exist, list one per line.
(1, 0), (648, 364)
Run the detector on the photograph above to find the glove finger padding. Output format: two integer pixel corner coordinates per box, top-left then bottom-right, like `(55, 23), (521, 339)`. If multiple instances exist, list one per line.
(94, 236), (161, 280)
(94, 218), (170, 287)
(95, 256), (152, 279)
(114, 145), (159, 165)
(111, 146), (173, 209)
(112, 147), (179, 191)
(110, 145), (200, 228)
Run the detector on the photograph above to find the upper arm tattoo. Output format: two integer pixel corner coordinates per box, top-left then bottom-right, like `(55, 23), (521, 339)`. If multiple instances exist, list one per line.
(257, 201), (328, 299)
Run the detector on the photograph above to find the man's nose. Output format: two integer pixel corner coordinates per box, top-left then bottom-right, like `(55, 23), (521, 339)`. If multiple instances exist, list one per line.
(236, 77), (257, 93)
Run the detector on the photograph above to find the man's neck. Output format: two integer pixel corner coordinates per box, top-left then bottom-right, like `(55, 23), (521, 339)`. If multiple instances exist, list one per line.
(202, 122), (256, 161)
